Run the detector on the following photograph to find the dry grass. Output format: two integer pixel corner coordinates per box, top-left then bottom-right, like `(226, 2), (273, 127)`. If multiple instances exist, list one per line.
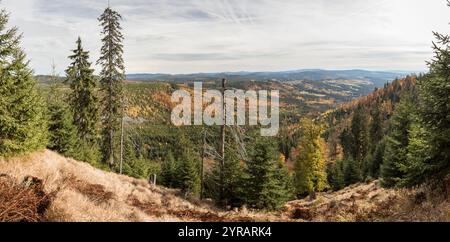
(1, 150), (448, 222)
(0, 150), (287, 222)
(284, 180), (450, 222)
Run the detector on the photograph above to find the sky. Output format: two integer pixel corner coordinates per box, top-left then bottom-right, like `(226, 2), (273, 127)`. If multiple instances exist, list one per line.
(2, 0), (450, 75)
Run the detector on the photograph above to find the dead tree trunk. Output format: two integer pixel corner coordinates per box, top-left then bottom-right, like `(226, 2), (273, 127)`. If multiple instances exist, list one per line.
(219, 78), (226, 202)
(119, 104), (124, 175)
(200, 129), (206, 200)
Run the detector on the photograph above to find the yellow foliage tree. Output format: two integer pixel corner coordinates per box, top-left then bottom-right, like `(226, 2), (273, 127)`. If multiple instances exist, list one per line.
(294, 118), (329, 196)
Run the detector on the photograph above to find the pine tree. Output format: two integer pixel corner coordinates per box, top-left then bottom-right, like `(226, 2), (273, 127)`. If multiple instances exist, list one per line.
(350, 105), (369, 166)
(273, 158), (295, 204)
(47, 102), (77, 156)
(344, 157), (362, 186)
(365, 139), (386, 178)
(208, 144), (246, 208)
(161, 151), (178, 188)
(339, 127), (353, 159)
(294, 118), (328, 197)
(177, 148), (201, 198)
(369, 103), (384, 148)
(65, 37), (101, 164)
(97, 7), (125, 167)
(329, 159), (345, 191)
(0, 9), (47, 156)
(245, 137), (292, 210)
(406, 21), (450, 185)
(380, 94), (415, 187)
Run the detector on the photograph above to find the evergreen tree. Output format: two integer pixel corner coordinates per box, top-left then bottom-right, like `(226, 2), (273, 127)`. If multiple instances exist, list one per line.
(294, 118), (328, 197)
(177, 148), (201, 198)
(344, 157), (362, 186)
(208, 144), (246, 208)
(97, 7), (125, 167)
(366, 139), (386, 178)
(65, 37), (101, 164)
(350, 105), (369, 166)
(47, 102), (77, 156)
(380, 94), (415, 187)
(160, 151), (178, 188)
(245, 137), (292, 210)
(328, 159), (345, 191)
(339, 128), (353, 159)
(273, 158), (295, 203)
(405, 22), (450, 185)
(404, 119), (432, 187)
(0, 9), (47, 156)
(369, 103), (384, 148)
(118, 133), (157, 178)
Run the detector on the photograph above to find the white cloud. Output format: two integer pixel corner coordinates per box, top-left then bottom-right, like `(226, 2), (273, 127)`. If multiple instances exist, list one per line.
(2, 0), (449, 74)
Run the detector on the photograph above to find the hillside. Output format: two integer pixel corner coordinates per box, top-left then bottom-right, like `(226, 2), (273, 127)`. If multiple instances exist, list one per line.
(1, 150), (448, 222)
(126, 69), (406, 86)
(285, 180), (450, 222)
(0, 150), (287, 222)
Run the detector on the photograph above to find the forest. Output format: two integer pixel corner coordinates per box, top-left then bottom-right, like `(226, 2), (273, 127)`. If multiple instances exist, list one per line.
(0, 1), (449, 217)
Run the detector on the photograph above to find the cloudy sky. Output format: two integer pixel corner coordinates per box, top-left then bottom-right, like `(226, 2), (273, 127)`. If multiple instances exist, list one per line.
(2, 0), (450, 74)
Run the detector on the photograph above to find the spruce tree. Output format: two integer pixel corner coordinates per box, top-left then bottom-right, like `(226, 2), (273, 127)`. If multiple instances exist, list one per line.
(350, 105), (369, 166)
(344, 157), (362, 186)
(161, 151), (178, 188)
(380, 94), (414, 187)
(406, 21), (450, 185)
(273, 158), (295, 204)
(0, 9), (47, 156)
(339, 128), (353, 159)
(65, 37), (100, 163)
(97, 7), (125, 167)
(368, 139), (386, 178)
(404, 118), (432, 187)
(209, 144), (246, 208)
(245, 138), (291, 210)
(369, 103), (384, 148)
(294, 118), (328, 197)
(47, 102), (77, 156)
(329, 159), (345, 191)
(177, 148), (201, 198)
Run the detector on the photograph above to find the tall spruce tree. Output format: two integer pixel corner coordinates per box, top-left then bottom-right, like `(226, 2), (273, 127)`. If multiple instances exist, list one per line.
(208, 143), (246, 208)
(369, 103), (384, 149)
(47, 62), (77, 157)
(294, 118), (328, 197)
(350, 105), (369, 166)
(344, 157), (362, 186)
(177, 148), (201, 198)
(380, 94), (415, 187)
(160, 151), (178, 188)
(245, 137), (292, 210)
(47, 102), (77, 156)
(0, 9), (47, 156)
(65, 37), (100, 163)
(97, 7), (125, 167)
(406, 17), (450, 185)
(329, 159), (345, 191)
(339, 128), (353, 159)
(366, 139), (386, 178)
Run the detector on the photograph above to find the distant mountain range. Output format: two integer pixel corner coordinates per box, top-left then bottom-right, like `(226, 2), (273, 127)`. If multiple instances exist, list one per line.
(126, 69), (414, 87)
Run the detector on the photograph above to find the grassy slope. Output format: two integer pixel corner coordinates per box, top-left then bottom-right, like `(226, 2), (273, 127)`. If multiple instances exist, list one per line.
(1, 150), (448, 222)
(285, 181), (450, 222)
(0, 150), (287, 222)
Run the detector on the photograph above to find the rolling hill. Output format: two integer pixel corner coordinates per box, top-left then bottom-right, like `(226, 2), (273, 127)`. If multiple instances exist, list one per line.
(126, 69), (408, 86)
